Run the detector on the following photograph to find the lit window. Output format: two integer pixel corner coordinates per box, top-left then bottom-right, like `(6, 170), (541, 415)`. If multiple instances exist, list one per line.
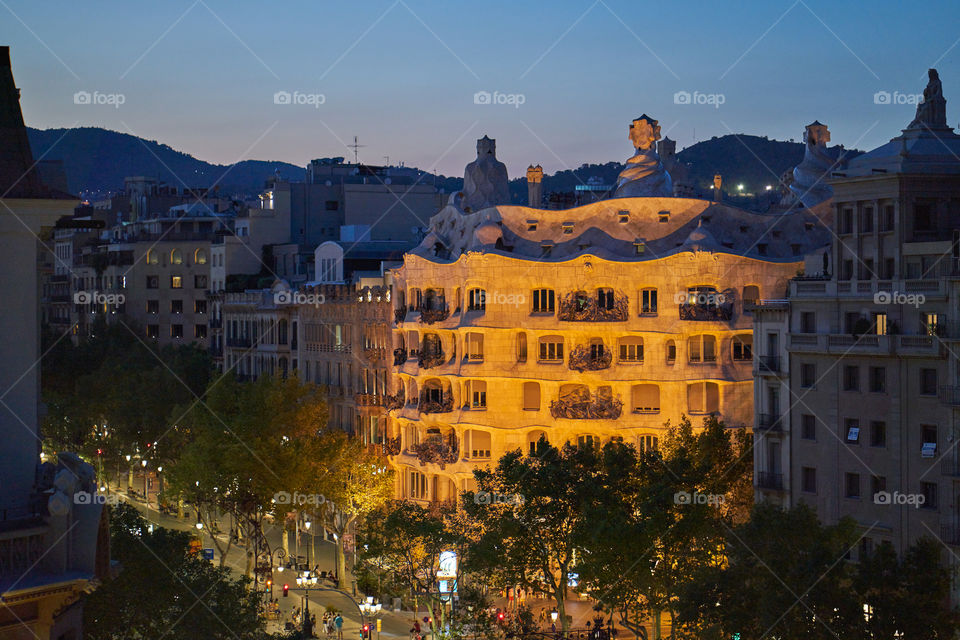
(195, 248), (208, 265)
(170, 276), (183, 289)
(171, 249), (183, 265)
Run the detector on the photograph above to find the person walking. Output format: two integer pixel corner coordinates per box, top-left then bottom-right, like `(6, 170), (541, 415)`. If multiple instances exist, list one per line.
(334, 612), (344, 640)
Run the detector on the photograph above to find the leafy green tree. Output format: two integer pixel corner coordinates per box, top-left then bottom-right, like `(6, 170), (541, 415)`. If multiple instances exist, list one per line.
(84, 502), (266, 639)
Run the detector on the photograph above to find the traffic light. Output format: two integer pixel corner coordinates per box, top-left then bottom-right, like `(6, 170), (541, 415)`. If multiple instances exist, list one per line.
(362, 624), (369, 638)
(497, 612), (505, 623)
(282, 584), (289, 597)
(266, 579), (272, 589)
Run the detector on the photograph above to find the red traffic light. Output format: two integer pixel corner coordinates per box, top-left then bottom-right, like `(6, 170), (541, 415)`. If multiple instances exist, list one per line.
(96, 448), (103, 456)
(282, 584), (289, 597)
(363, 625), (369, 632)
(498, 613), (505, 621)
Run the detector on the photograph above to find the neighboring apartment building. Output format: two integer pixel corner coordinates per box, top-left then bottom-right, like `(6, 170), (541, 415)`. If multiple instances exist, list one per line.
(753, 70), (960, 574)
(387, 185), (829, 503)
(220, 241), (398, 435)
(0, 45), (107, 640)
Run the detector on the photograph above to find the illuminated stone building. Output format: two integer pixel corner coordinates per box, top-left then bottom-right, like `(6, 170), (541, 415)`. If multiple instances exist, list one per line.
(387, 131), (830, 503)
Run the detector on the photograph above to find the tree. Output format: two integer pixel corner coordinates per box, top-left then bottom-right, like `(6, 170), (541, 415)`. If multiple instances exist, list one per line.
(167, 374), (328, 575)
(307, 430), (393, 588)
(84, 503), (266, 639)
(463, 442), (611, 636)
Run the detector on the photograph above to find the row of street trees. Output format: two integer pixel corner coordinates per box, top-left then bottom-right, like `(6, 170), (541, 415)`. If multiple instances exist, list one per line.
(359, 417), (958, 640)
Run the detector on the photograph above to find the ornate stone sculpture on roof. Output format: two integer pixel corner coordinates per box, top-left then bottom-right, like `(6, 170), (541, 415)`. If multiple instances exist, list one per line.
(788, 121), (846, 208)
(613, 115), (672, 198)
(908, 69), (948, 130)
(462, 135), (510, 212)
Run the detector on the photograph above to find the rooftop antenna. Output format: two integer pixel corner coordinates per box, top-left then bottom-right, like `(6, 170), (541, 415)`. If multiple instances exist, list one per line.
(348, 136), (366, 164)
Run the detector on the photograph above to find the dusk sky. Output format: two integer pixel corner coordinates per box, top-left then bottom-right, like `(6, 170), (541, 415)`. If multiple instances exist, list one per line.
(4, 0), (960, 177)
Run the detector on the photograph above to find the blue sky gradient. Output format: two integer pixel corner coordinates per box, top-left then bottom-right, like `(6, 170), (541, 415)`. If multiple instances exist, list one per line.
(4, 0), (959, 177)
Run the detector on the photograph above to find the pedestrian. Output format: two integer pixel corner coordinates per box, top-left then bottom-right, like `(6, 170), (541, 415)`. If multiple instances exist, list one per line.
(334, 612), (344, 640)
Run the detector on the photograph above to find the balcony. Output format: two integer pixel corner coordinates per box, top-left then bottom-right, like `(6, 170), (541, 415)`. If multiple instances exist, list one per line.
(756, 471), (784, 490)
(568, 345), (612, 372)
(226, 336), (252, 348)
(678, 302), (733, 322)
(550, 391), (623, 420)
(384, 390), (405, 411)
(418, 305), (449, 325)
(756, 355), (781, 374)
(418, 392), (453, 414)
(395, 308), (406, 324)
(558, 291), (628, 322)
(411, 434), (459, 469)
(941, 386), (960, 407)
(363, 347), (385, 363)
(354, 394), (385, 407)
(418, 349), (445, 370)
(756, 414), (784, 432)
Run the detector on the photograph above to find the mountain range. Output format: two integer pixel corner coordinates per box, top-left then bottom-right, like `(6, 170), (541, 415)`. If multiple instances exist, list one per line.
(26, 127), (849, 202)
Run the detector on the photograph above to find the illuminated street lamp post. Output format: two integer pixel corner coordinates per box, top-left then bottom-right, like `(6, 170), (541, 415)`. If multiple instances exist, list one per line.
(359, 598), (382, 640)
(141, 459), (148, 504)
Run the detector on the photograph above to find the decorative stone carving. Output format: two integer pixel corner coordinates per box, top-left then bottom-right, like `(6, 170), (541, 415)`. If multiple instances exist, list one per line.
(614, 115), (672, 198)
(789, 121), (846, 208)
(462, 136), (510, 212)
(908, 69), (948, 130)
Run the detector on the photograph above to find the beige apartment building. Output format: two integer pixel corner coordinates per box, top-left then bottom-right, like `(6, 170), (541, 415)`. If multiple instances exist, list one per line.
(387, 190), (829, 503)
(753, 70), (960, 576)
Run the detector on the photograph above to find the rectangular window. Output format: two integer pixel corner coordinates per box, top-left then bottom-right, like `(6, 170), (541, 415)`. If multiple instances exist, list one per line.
(843, 365), (860, 391)
(840, 208), (853, 234)
(641, 288), (657, 314)
(468, 289), (486, 312)
(870, 421), (886, 447)
(869, 367), (886, 393)
(922, 424), (938, 458)
(921, 482), (938, 509)
(146, 275), (159, 289)
(800, 363), (816, 388)
(472, 390), (486, 409)
(194, 300), (207, 314)
(325, 200), (339, 211)
(845, 472), (861, 499)
(861, 206), (874, 232)
(171, 324), (184, 339)
(883, 205), (895, 231)
(801, 414), (816, 440)
(800, 311), (816, 333)
(619, 341), (643, 362)
(920, 368), (938, 395)
(147, 324), (159, 339)
(195, 275), (208, 289)
(532, 289), (555, 313)
(466, 333), (484, 361)
(170, 300), (183, 314)
(194, 324), (207, 339)
(538, 338), (564, 362)
(170, 276), (183, 289)
(801, 467), (817, 493)
(873, 313), (887, 335)
(871, 476), (886, 499)
(146, 300), (159, 314)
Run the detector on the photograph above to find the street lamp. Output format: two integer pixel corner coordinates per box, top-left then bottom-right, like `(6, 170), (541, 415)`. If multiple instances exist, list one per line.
(141, 459), (148, 504)
(359, 598), (382, 640)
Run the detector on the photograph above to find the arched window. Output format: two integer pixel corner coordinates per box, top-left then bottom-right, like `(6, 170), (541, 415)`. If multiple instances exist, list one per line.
(666, 339), (676, 364)
(688, 382), (720, 414)
(742, 285), (760, 307)
(688, 335), (717, 363)
(468, 288), (486, 312)
(527, 430), (548, 456)
(631, 384), (660, 413)
(195, 248), (208, 265)
(522, 381), (540, 410)
(146, 249), (159, 265)
(466, 333), (484, 361)
(466, 380), (487, 409)
(731, 334), (753, 361)
(638, 434), (659, 454)
(618, 336), (644, 363)
(170, 249), (183, 265)
(467, 430), (491, 459)
(516, 332), (528, 362)
(538, 335), (564, 362)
